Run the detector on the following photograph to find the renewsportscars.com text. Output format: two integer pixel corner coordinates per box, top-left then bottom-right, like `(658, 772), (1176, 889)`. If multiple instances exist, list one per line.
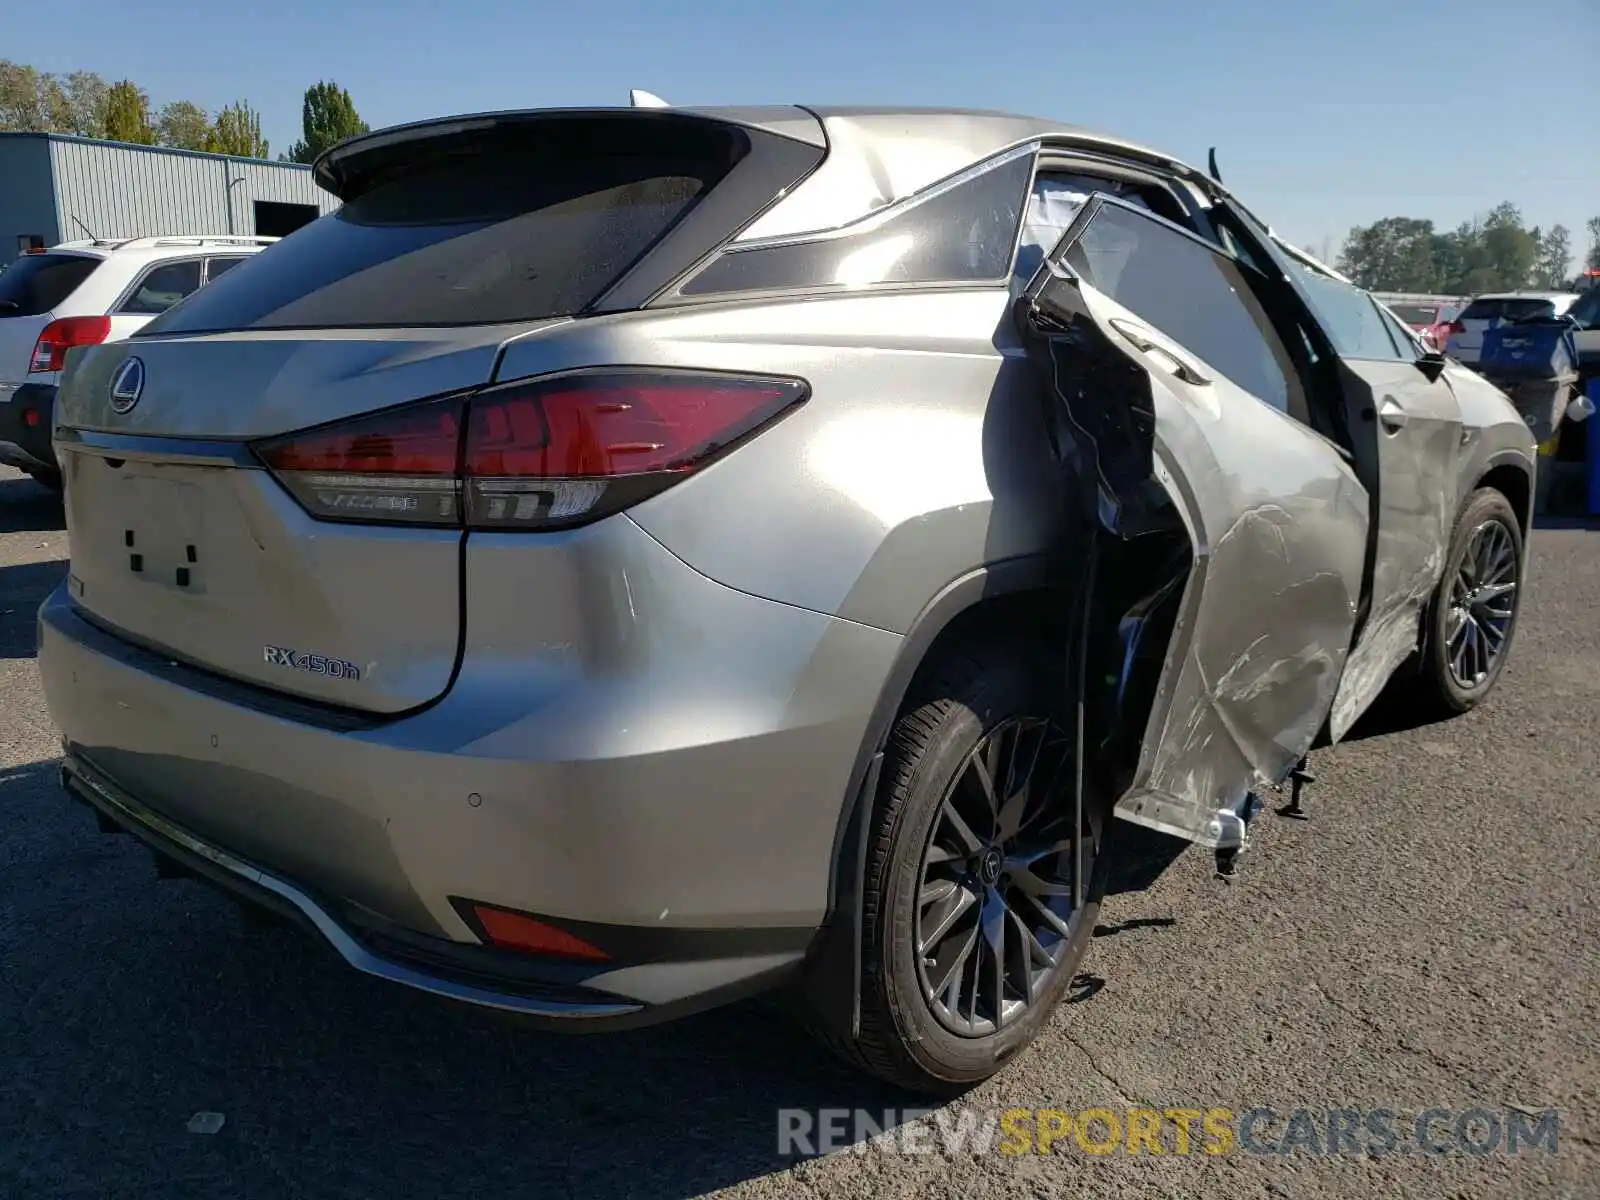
(777, 1106), (1562, 1158)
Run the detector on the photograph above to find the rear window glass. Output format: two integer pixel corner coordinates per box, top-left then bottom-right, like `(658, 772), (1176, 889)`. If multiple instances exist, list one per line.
(119, 260), (202, 315)
(143, 125), (742, 332)
(1389, 303), (1438, 325)
(0, 253), (100, 317)
(679, 147), (1033, 297)
(1460, 297), (1555, 322)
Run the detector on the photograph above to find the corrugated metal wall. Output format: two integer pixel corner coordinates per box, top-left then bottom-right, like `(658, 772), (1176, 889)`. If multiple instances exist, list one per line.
(0, 137), (64, 265)
(45, 138), (339, 243)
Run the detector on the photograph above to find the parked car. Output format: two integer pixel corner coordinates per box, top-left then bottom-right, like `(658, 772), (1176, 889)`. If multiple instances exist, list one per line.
(1385, 298), (1462, 352)
(0, 235), (276, 488)
(1444, 291), (1581, 366)
(1569, 286), (1600, 365)
(40, 106), (1536, 1095)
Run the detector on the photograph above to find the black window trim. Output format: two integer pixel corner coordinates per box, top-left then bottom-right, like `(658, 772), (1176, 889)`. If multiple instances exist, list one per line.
(723, 140), (1039, 254)
(112, 256), (205, 316)
(661, 141), (1042, 305)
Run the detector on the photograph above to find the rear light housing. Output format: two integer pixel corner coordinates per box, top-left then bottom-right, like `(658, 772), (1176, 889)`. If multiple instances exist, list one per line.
(29, 315), (112, 373)
(1445, 320), (1466, 335)
(455, 899), (611, 962)
(253, 368), (808, 531)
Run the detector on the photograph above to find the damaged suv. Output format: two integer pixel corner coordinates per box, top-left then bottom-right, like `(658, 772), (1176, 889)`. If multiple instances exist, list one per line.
(40, 106), (1535, 1095)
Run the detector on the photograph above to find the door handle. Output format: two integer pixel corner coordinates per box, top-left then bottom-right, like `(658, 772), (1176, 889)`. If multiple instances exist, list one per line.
(1107, 318), (1212, 386)
(1378, 396), (1409, 431)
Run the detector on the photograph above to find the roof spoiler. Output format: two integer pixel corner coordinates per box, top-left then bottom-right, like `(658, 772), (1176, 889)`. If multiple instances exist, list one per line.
(312, 106), (712, 199)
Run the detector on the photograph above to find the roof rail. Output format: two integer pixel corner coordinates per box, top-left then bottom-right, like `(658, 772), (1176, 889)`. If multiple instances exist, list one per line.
(109, 235), (280, 250)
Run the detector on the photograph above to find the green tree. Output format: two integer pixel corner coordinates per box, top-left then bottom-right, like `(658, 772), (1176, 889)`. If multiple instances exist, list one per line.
(102, 79), (155, 144)
(1430, 225), (1475, 293)
(1478, 202), (1537, 291)
(156, 100), (211, 151)
(59, 70), (108, 137)
(286, 80), (369, 163)
(206, 100), (269, 158)
(1586, 216), (1600, 272)
(0, 60), (51, 130)
(1531, 224), (1571, 289)
(1337, 217), (1438, 291)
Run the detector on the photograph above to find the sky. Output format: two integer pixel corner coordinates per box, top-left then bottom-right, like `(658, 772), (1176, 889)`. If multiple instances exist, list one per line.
(9, 0), (1599, 265)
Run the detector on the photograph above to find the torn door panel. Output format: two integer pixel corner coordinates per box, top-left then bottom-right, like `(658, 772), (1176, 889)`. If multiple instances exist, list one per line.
(1017, 263), (1368, 848)
(1124, 476), (1368, 846)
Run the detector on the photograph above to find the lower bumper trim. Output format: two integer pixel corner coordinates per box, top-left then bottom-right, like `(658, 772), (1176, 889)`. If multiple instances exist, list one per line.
(60, 756), (643, 1022)
(0, 438), (52, 473)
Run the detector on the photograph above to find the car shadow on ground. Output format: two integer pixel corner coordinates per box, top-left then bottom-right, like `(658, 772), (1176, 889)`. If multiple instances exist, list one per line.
(0, 752), (1196, 1198)
(0, 559), (68, 660)
(0, 473), (65, 534)
(0, 754), (1045, 1197)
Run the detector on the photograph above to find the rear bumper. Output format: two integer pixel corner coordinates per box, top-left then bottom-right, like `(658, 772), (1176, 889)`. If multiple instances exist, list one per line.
(60, 753), (650, 1024)
(38, 516), (901, 1019)
(0, 382), (56, 473)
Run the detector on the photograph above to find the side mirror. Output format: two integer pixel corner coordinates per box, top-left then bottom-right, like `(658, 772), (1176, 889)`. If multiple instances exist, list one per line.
(1416, 351), (1448, 382)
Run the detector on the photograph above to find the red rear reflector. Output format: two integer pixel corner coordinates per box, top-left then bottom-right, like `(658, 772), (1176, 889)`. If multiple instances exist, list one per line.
(254, 370), (808, 530)
(29, 315), (111, 373)
(470, 904), (610, 962)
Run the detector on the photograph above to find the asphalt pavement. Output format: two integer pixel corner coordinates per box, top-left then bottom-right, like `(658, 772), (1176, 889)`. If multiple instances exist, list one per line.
(1, 463), (1595, 1199)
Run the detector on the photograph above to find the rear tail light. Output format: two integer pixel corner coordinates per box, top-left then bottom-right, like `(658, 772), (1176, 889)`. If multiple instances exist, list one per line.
(253, 369), (808, 530)
(29, 316), (112, 373)
(1446, 320), (1466, 335)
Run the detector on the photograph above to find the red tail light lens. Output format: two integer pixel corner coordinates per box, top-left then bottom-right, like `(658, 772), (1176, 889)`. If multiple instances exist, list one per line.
(1446, 320), (1466, 335)
(29, 316), (111, 373)
(464, 902), (610, 962)
(254, 369), (808, 530)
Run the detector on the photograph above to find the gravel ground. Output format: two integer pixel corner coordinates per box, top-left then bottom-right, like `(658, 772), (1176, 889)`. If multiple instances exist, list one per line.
(0, 464), (1594, 1199)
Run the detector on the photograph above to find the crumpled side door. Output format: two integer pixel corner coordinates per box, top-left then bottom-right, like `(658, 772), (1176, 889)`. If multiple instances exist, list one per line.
(1014, 195), (1369, 847)
(1212, 207), (1467, 740)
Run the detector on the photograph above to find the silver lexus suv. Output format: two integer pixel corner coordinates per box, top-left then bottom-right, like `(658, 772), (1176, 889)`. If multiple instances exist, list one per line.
(40, 105), (1534, 1094)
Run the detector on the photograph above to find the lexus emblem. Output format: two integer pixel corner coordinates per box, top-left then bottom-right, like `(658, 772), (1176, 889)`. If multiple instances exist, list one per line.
(109, 357), (145, 414)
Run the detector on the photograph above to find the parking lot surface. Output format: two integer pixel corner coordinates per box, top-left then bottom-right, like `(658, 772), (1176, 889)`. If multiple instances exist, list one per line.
(1, 463), (1594, 1199)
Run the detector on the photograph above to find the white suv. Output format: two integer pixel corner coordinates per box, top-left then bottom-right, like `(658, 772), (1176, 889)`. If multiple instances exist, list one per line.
(0, 235), (276, 487)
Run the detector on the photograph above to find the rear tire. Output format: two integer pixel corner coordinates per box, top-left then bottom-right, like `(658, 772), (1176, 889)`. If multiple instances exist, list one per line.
(1415, 487), (1524, 714)
(806, 638), (1108, 1096)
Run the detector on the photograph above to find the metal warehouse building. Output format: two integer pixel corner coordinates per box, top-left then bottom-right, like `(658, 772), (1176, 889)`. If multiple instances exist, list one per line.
(0, 133), (339, 267)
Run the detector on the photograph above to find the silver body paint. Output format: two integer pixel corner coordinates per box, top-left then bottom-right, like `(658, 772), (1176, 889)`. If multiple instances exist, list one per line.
(40, 106), (1535, 1021)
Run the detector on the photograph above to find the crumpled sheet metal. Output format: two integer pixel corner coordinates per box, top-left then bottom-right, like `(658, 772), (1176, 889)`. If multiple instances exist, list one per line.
(1114, 477), (1369, 847)
(1325, 411), (1461, 742)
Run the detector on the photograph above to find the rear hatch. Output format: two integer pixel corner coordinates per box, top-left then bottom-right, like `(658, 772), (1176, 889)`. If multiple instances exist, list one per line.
(53, 108), (825, 715)
(1451, 296), (1557, 357)
(0, 251), (104, 391)
(1388, 302), (1440, 330)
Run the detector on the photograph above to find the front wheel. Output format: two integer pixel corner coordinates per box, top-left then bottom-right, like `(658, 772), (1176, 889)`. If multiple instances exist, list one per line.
(807, 639), (1109, 1096)
(1416, 487), (1525, 713)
